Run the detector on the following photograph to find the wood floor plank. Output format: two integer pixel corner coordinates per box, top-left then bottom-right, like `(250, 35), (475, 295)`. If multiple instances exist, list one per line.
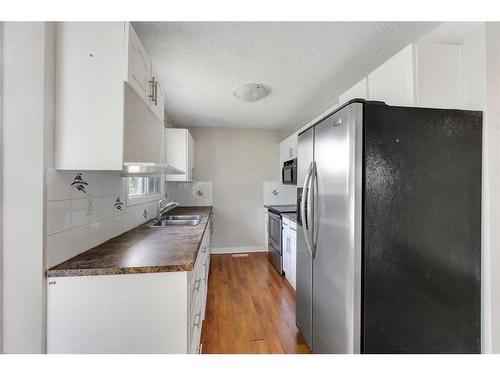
(201, 252), (311, 354)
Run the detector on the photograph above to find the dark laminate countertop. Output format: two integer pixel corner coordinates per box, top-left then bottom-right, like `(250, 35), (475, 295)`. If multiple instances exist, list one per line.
(47, 206), (212, 278)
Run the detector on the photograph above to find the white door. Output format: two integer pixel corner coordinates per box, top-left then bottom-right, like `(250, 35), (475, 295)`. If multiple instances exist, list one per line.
(282, 224), (290, 276)
(127, 25), (151, 104)
(368, 44), (415, 106)
(289, 228), (297, 290)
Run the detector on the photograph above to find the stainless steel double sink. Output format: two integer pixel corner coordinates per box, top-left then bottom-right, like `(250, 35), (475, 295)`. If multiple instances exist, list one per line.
(148, 215), (202, 227)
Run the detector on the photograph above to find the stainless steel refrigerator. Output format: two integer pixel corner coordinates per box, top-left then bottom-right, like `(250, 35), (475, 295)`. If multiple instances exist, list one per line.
(296, 99), (482, 354)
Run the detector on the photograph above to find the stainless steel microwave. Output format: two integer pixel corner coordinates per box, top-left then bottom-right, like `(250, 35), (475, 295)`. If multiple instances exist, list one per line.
(282, 158), (297, 185)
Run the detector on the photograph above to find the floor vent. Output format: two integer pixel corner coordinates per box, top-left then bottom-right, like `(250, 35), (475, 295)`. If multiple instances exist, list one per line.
(232, 253), (249, 257)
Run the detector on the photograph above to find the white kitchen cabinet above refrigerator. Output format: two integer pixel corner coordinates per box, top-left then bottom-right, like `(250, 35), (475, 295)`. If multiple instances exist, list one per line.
(164, 128), (195, 182)
(54, 22), (176, 175)
(368, 44), (415, 106)
(339, 78), (368, 105)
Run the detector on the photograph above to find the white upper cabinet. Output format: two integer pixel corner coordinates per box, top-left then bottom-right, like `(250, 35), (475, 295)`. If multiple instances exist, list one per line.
(279, 132), (298, 161)
(339, 78), (368, 105)
(278, 131), (298, 179)
(164, 129), (195, 182)
(368, 44), (415, 106)
(127, 26), (152, 105)
(55, 22), (168, 172)
(415, 42), (462, 109)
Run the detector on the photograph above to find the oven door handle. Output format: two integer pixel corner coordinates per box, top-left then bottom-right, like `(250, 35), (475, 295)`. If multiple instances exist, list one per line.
(301, 162), (314, 258)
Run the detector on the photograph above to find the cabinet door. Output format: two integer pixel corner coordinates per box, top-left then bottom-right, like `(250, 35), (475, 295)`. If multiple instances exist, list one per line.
(289, 229), (297, 290)
(282, 226), (290, 275)
(339, 78), (368, 105)
(187, 131), (195, 181)
(291, 132), (298, 159)
(415, 42), (461, 109)
(128, 25), (152, 105)
(55, 22), (126, 171)
(279, 140), (286, 164)
(368, 44), (415, 106)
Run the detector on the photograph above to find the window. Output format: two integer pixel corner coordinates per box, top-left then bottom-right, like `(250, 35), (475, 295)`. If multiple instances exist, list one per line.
(127, 176), (162, 201)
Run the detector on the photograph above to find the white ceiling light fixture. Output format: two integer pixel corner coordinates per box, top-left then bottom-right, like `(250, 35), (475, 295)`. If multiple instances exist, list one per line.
(233, 83), (270, 102)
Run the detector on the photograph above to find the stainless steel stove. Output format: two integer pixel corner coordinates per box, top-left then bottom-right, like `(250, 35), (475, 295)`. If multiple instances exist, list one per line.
(267, 205), (296, 274)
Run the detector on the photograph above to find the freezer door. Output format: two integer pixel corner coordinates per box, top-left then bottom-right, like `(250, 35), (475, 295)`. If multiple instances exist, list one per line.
(296, 126), (314, 350)
(312, 103), (363, 353)
(362, 105), (482, 353)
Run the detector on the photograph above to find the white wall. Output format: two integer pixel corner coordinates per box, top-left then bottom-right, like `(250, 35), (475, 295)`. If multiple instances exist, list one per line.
(2, 22), (49, 353)
(188, 127), (282, 251)
(165, 181), (213, 207)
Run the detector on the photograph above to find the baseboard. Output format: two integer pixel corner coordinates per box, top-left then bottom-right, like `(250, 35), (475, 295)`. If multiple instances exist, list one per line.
(210, 246), (267, 254)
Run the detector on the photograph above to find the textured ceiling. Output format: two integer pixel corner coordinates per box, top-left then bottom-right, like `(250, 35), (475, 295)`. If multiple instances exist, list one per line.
(133, 22), (438, 129)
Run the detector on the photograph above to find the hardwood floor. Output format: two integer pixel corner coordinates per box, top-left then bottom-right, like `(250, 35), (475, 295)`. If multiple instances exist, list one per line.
(201, 252), (311, 354)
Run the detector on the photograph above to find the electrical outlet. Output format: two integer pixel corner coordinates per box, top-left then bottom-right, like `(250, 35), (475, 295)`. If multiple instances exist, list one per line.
(86, 196), (94, 217)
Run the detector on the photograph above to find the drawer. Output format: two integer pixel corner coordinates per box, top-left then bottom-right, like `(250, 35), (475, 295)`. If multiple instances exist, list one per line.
(188, 253), (205, 314)
(189, 297), (203, 354)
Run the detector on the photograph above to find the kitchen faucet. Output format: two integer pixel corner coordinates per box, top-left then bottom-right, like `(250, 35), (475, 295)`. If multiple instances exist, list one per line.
(156, 198), (180, 222)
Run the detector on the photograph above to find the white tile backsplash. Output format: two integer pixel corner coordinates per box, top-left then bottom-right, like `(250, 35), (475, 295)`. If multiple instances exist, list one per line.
(87, 196), (102, 224)
(47, 168), (71, 201)
(69, 225), (89, 258)
(263, 181), (297, 205)
(165, 181), (213, 206)
(88, 220), (106, 249)
(46, 231), (70, 269)
(69, 171), (90, 200)
(70, 198), (88, 228)
(101, 196), (117, 219)
(45, 168), (163, 270)
(47, 200), (71, 235)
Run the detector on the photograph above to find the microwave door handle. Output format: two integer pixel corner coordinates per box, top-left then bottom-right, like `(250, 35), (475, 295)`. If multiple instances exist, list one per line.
(301, 162), (314, 258)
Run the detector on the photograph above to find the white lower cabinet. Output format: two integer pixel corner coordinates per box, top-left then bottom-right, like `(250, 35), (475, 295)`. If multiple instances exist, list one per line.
(282, 217), (297, 290)
(47, 219), (211, 354)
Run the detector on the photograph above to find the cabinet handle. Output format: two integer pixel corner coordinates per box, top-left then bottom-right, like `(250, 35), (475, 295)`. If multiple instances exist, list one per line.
(148, 77), (155, 100)
(193, 311), (202, 328)
(201, 246), (206, 254)
(153, 80), (158, 105)
(194, 278), (202, 292)
(197, 343), (203, 354)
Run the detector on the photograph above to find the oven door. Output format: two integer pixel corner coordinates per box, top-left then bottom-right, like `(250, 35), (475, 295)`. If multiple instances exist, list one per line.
(267, 211), (282, 251)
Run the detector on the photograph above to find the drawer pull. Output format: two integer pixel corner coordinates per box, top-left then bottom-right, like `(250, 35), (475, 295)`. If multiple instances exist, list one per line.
(194, 278), (202, 292)
(193, 311), (202, 328)
(201, 246), (207, 254)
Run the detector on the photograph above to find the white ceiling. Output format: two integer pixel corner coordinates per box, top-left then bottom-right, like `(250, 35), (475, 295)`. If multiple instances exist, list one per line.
(133, 22), (438, 130)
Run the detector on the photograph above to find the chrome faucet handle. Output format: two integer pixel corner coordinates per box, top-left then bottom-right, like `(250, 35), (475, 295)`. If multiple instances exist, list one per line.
(156, 200), (180, 222)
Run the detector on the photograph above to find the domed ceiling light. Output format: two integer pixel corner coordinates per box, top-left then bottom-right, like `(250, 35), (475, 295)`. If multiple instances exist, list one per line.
(233, 83), (270, 102)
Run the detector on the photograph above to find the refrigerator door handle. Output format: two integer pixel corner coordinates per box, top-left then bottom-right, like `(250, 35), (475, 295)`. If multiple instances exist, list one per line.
(301, 162), (315, 258)
(307, 161), (317, 258)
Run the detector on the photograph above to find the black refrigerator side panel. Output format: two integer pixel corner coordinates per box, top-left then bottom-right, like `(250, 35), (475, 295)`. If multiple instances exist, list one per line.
(362, 104), (482, 354)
